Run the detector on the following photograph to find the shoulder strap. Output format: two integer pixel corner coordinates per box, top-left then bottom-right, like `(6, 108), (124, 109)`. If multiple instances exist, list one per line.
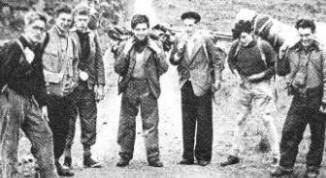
(257, 38), (267, 67)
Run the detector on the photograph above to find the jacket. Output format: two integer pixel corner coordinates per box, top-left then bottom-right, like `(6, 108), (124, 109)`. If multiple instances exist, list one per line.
(170, 31), (225, 96)
(114, 36), (169, 99)
(277, 40), (326, 103)
(71, 29), (105, 89)
(0, 36), (48, 106)
(42, 26), (79, 97)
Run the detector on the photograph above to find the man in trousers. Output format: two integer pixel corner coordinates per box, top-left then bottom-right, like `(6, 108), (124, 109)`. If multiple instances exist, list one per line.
(42, 4), (79, 177)
(0, 11), (58, 178)
(220, 20), (280, 167)
(170, 11), (225, 166)
(114, 14), (169, 167)
(271, 19), (326, 178)
(63, 4), (105, 169)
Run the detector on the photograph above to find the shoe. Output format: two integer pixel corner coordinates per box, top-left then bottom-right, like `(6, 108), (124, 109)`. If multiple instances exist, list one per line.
(198, 160), (210, 166)
(179, 158), (194, 165)
(148, 160), (163, 167)
(116, 159), (130, 167)
(270, 166), (293, 177)
(220, 155), (240, 167)
(84, 156), (102, 168)
(305, 166), (320, 178)
(56, 161), (74, 177)
(63, 156), (72, 169)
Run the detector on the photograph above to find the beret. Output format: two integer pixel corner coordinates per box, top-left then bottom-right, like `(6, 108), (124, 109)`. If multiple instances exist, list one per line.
(181, 11), (201, 23)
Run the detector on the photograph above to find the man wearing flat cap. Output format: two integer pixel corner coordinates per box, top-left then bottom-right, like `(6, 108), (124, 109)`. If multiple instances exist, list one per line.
(170, 11), (225, 166)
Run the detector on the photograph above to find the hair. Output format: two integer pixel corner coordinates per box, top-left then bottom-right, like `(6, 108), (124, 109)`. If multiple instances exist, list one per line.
(131, 14), (150, 29)
(24, 11), (47, 26)
(73, 3), (90, 16)
(54, 4), (72, 17)
(232, 20), (253, 39)
(295, 19), (316, 33)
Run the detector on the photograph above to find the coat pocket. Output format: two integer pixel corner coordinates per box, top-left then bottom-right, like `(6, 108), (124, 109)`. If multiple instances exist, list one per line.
(43, 50), (61, 72)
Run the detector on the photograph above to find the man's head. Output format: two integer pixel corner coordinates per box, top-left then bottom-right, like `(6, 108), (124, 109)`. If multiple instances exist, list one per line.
(54, 4), (73, 32)
(131, 14), (150, 41)
(295, 19), (316, 47)
(181, 11), (201, 36)
(232, 20), (254, 46)
(73, 4), (90, 32)
(24, 11), (47, 43)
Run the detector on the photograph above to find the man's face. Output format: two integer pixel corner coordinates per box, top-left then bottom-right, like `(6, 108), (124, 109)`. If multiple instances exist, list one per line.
(183, 18), (197, 36)
(55, 12), (72, 32)
(75, 14), (89, 32)
(239, 32), (253, 46)
(298, 27), (314, 47)
(24, 19), (46, 43)
(133, 23), (149, 41)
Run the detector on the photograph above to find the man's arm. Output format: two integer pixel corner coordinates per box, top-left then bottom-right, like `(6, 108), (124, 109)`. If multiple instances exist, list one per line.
(262, 40), (277, 79)
(113, 39), (133, 76)
(149, 40), (169, 75)
(94, 33), (105, 86)
(321, 50), (326, 106)
(205, 37), (225, 82)
(169, 38), (185, 65)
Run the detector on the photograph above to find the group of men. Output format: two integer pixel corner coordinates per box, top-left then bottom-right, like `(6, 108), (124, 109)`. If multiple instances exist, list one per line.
(0, 3), (105, 178)
(0, 2), (325, 178)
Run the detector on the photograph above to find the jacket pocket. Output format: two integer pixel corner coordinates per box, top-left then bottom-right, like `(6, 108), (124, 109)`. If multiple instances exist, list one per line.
(43, 50), (61, 72)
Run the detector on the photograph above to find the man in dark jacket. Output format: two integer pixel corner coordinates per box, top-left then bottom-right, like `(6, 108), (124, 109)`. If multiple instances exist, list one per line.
(271, 19), (326, 178)
(0, 11), (58, 178)
(170, 11), (224, 166)
(63, 4), (105, 169)
(114, 14), (168, 167)
(220, 20), (280, 167)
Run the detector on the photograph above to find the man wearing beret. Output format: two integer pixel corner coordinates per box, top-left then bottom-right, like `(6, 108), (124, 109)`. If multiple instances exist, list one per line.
(170, 11), (225, 166)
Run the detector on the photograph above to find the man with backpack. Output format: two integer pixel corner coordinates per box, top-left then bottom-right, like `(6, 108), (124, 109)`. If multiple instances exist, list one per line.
(0, 11), (58, 178)
(220, 20), (280, 167)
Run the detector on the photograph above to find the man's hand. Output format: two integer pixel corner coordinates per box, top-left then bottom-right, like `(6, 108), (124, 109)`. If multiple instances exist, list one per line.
(211, 80), (221, 93)
(95, 85), (105, 102)
(41, 106), (49, 122)
(177, 40), (186, 53)
(247, 71), (266, 82)
(319, 102), (326, 114)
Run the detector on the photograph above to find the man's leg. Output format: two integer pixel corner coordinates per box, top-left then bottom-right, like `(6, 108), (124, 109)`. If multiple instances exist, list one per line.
(195, 90), (212, 165)
(63, 104), (77, 168)
(305, 110), (326, 177)
(47, 96), (74, 176)
(220, 84), (252, 166)
(139, 91), (162, 167)
(117, 88), (139, 166)
(0, 88), (24, 178)
(180, 81), (197, 163)
(271, 97), (307, 177)
(254, 81), (280, 163)
(78, 89), (101, 168)
(23, 98), (58, 178)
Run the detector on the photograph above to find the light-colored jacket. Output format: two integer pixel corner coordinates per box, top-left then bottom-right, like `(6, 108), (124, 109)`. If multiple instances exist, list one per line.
(170, 31), (225, 96)
(42, 26), (79, 97)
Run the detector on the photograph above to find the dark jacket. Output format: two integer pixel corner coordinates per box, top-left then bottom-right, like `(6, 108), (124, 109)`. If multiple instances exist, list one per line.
(71, 29), (105, 89)
(0, 36), (48, 106)
(114, 36), (168, 99)
(277, 40), (326, 103)
(170, 31), (225, 96)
